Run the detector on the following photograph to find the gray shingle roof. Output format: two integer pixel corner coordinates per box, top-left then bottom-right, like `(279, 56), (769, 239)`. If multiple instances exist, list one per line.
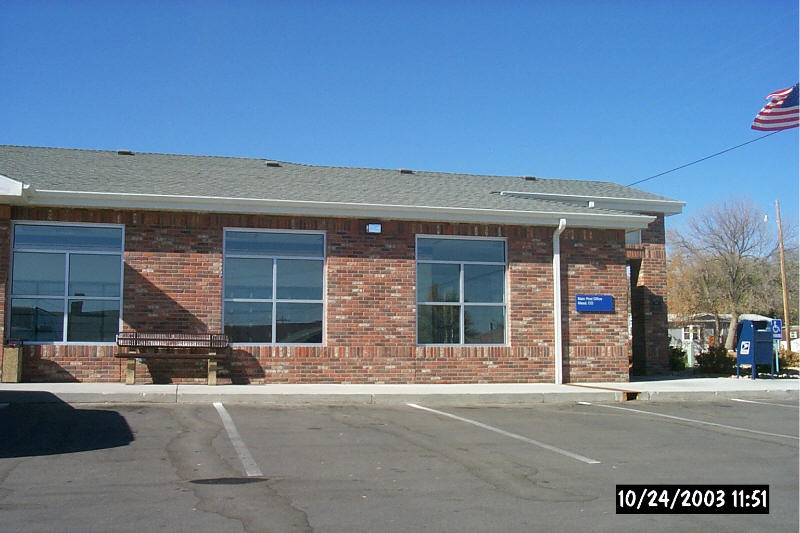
(0, 145), (682, 226)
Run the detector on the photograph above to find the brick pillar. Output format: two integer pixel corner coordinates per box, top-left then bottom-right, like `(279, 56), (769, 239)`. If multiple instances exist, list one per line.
(0, 205), (10, 344)
(0, 205), (10, 380)
(628, 215), (669, 375)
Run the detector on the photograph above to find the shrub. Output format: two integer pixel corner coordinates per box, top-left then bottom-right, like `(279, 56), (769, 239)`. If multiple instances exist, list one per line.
(696, 345), (734, 374)
(669, 346), (686, 371)
(779, 349), (799, 369)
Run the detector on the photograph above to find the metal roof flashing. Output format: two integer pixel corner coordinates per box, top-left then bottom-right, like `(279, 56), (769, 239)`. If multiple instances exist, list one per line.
(498, 190), (684, 216)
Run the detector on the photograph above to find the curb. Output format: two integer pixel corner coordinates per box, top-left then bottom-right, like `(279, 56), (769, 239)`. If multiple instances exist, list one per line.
(0, 388), (178, 405)
(174, 390), (623, 406)
(635, 389), (799, 402)
(0, 383), (796, 406)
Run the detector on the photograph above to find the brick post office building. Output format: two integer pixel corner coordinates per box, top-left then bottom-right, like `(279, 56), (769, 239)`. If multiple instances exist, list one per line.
(0, 146), (683, 384)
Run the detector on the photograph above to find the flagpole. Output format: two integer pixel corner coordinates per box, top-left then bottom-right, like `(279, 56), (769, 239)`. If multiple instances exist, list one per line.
(775, 200), (790, 344)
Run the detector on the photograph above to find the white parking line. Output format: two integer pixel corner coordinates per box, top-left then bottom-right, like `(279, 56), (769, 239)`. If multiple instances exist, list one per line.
(407, 403), (600, 464)
(212, 402), (263, 477)
(578, 402), (799, 441)
(731, 398), (799, 408)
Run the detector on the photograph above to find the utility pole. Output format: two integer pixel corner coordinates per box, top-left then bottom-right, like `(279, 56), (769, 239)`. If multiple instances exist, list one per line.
(775, 200), (790, 343)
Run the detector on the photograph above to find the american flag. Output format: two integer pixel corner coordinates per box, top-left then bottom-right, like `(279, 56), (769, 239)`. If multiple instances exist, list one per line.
(751, 84), (799, 131)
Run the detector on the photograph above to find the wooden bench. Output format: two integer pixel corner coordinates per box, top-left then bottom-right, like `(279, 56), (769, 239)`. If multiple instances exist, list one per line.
(115, 332), (229, 385)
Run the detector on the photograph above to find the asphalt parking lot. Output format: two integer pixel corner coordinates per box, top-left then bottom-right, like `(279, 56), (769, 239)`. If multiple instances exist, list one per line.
(1, 396), (798, 533)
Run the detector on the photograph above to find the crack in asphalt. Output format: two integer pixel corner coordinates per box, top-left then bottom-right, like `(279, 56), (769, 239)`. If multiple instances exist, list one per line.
(166, 405), (313, 533)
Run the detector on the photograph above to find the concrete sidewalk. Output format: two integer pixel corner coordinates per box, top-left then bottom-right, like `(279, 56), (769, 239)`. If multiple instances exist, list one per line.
(0, 376), (797, 405)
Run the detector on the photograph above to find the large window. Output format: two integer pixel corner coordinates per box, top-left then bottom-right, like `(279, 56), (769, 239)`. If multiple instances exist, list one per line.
(416, 236), (506, 345)
(223, 230), (324, 344)
(9, 223), (124, 343)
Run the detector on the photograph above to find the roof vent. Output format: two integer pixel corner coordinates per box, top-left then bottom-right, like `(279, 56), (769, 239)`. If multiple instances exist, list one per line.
(117, 149), (134, 156)
(398, 168), (413, 174)
(265, 160), (281, 167)
(521, 175), (536, 181)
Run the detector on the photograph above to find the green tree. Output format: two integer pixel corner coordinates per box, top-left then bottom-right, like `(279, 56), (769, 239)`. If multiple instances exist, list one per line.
(752, 240), (799, 325)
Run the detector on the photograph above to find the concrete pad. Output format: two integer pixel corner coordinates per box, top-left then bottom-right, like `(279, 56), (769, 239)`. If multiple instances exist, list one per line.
(1, 382), (622, 406)
(369, 391), (621, 406)
(176, 383), (621, 405)
(574, 376), (800, 401)
(1, 377), (796, 406)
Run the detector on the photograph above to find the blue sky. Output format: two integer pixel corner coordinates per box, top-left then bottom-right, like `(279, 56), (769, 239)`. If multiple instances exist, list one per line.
(2, 1), (797, 234)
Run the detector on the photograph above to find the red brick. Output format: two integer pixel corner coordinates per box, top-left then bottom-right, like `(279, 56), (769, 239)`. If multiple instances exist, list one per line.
(0, 206), (654, 383)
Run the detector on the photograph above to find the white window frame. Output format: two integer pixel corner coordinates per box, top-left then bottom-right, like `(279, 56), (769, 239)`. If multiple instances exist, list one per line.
(222, 228), (326, 346)
(8, 220), (125, 345)
(415, 234), (508, 346)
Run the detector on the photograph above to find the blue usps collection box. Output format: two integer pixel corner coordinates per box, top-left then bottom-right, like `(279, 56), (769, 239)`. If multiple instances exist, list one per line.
(735, 319), (775, 379)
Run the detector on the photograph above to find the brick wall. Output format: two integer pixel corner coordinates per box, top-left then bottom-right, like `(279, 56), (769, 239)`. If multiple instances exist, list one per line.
(629, 214), (669, 374)
(2, 206), (633, 384)
(562, 228), (630, 381)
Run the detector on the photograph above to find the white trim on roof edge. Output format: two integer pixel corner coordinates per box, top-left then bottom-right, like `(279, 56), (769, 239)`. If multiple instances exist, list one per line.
(0, 174), (25, 199)
(499, 190), (684, 215)
(14, 188), (657, 230)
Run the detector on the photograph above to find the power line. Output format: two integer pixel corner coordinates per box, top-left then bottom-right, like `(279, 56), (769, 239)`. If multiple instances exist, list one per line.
(627, 130), (782, 187)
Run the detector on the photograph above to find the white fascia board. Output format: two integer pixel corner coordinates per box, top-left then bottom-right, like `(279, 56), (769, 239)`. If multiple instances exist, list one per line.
(0, 173), (26, 199)
(20, 189), (657, 230)
(499, 190), (685, 215)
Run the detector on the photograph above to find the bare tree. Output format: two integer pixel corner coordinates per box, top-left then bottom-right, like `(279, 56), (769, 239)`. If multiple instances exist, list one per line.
(667, 242), (729, 341)
(670, 198), (776, 349)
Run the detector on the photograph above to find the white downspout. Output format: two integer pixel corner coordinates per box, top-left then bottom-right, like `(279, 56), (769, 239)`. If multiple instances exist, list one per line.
(553, 218), (567, 384)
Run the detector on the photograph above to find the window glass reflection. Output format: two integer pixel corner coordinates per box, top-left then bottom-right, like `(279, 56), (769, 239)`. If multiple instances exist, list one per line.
(276, 260), (323, 300)
(417, 263), (460, 302)
(417, 238), (504, 263)
(417, 305), (460, 344)
(69, 254), (122, 297)
(14, 225), (122, 251)
(9, 298), (64, 342)
(464, 265), (504, 303)
(275, 303), (322, 343)
(67, 300), (120, 342)
(224, 258), (273, 299)
(224, 301), (272, 343)
(464, 306), (505, 344)
(12, 252), (65, 296)
(226, 232), (324, 257)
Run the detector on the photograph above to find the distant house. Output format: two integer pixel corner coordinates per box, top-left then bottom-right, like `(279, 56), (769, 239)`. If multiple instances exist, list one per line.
(0, 145), (683, 384)
(789, 326), (800, 352)
(669, 313), (797, 356)
(668, 313), (731, 353)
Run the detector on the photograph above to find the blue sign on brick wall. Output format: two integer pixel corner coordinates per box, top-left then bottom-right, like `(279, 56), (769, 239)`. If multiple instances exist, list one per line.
(575, 294), (614, 312)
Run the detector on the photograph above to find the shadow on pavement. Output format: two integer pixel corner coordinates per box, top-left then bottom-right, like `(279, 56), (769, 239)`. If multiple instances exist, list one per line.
(0, 391), (134, 458)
